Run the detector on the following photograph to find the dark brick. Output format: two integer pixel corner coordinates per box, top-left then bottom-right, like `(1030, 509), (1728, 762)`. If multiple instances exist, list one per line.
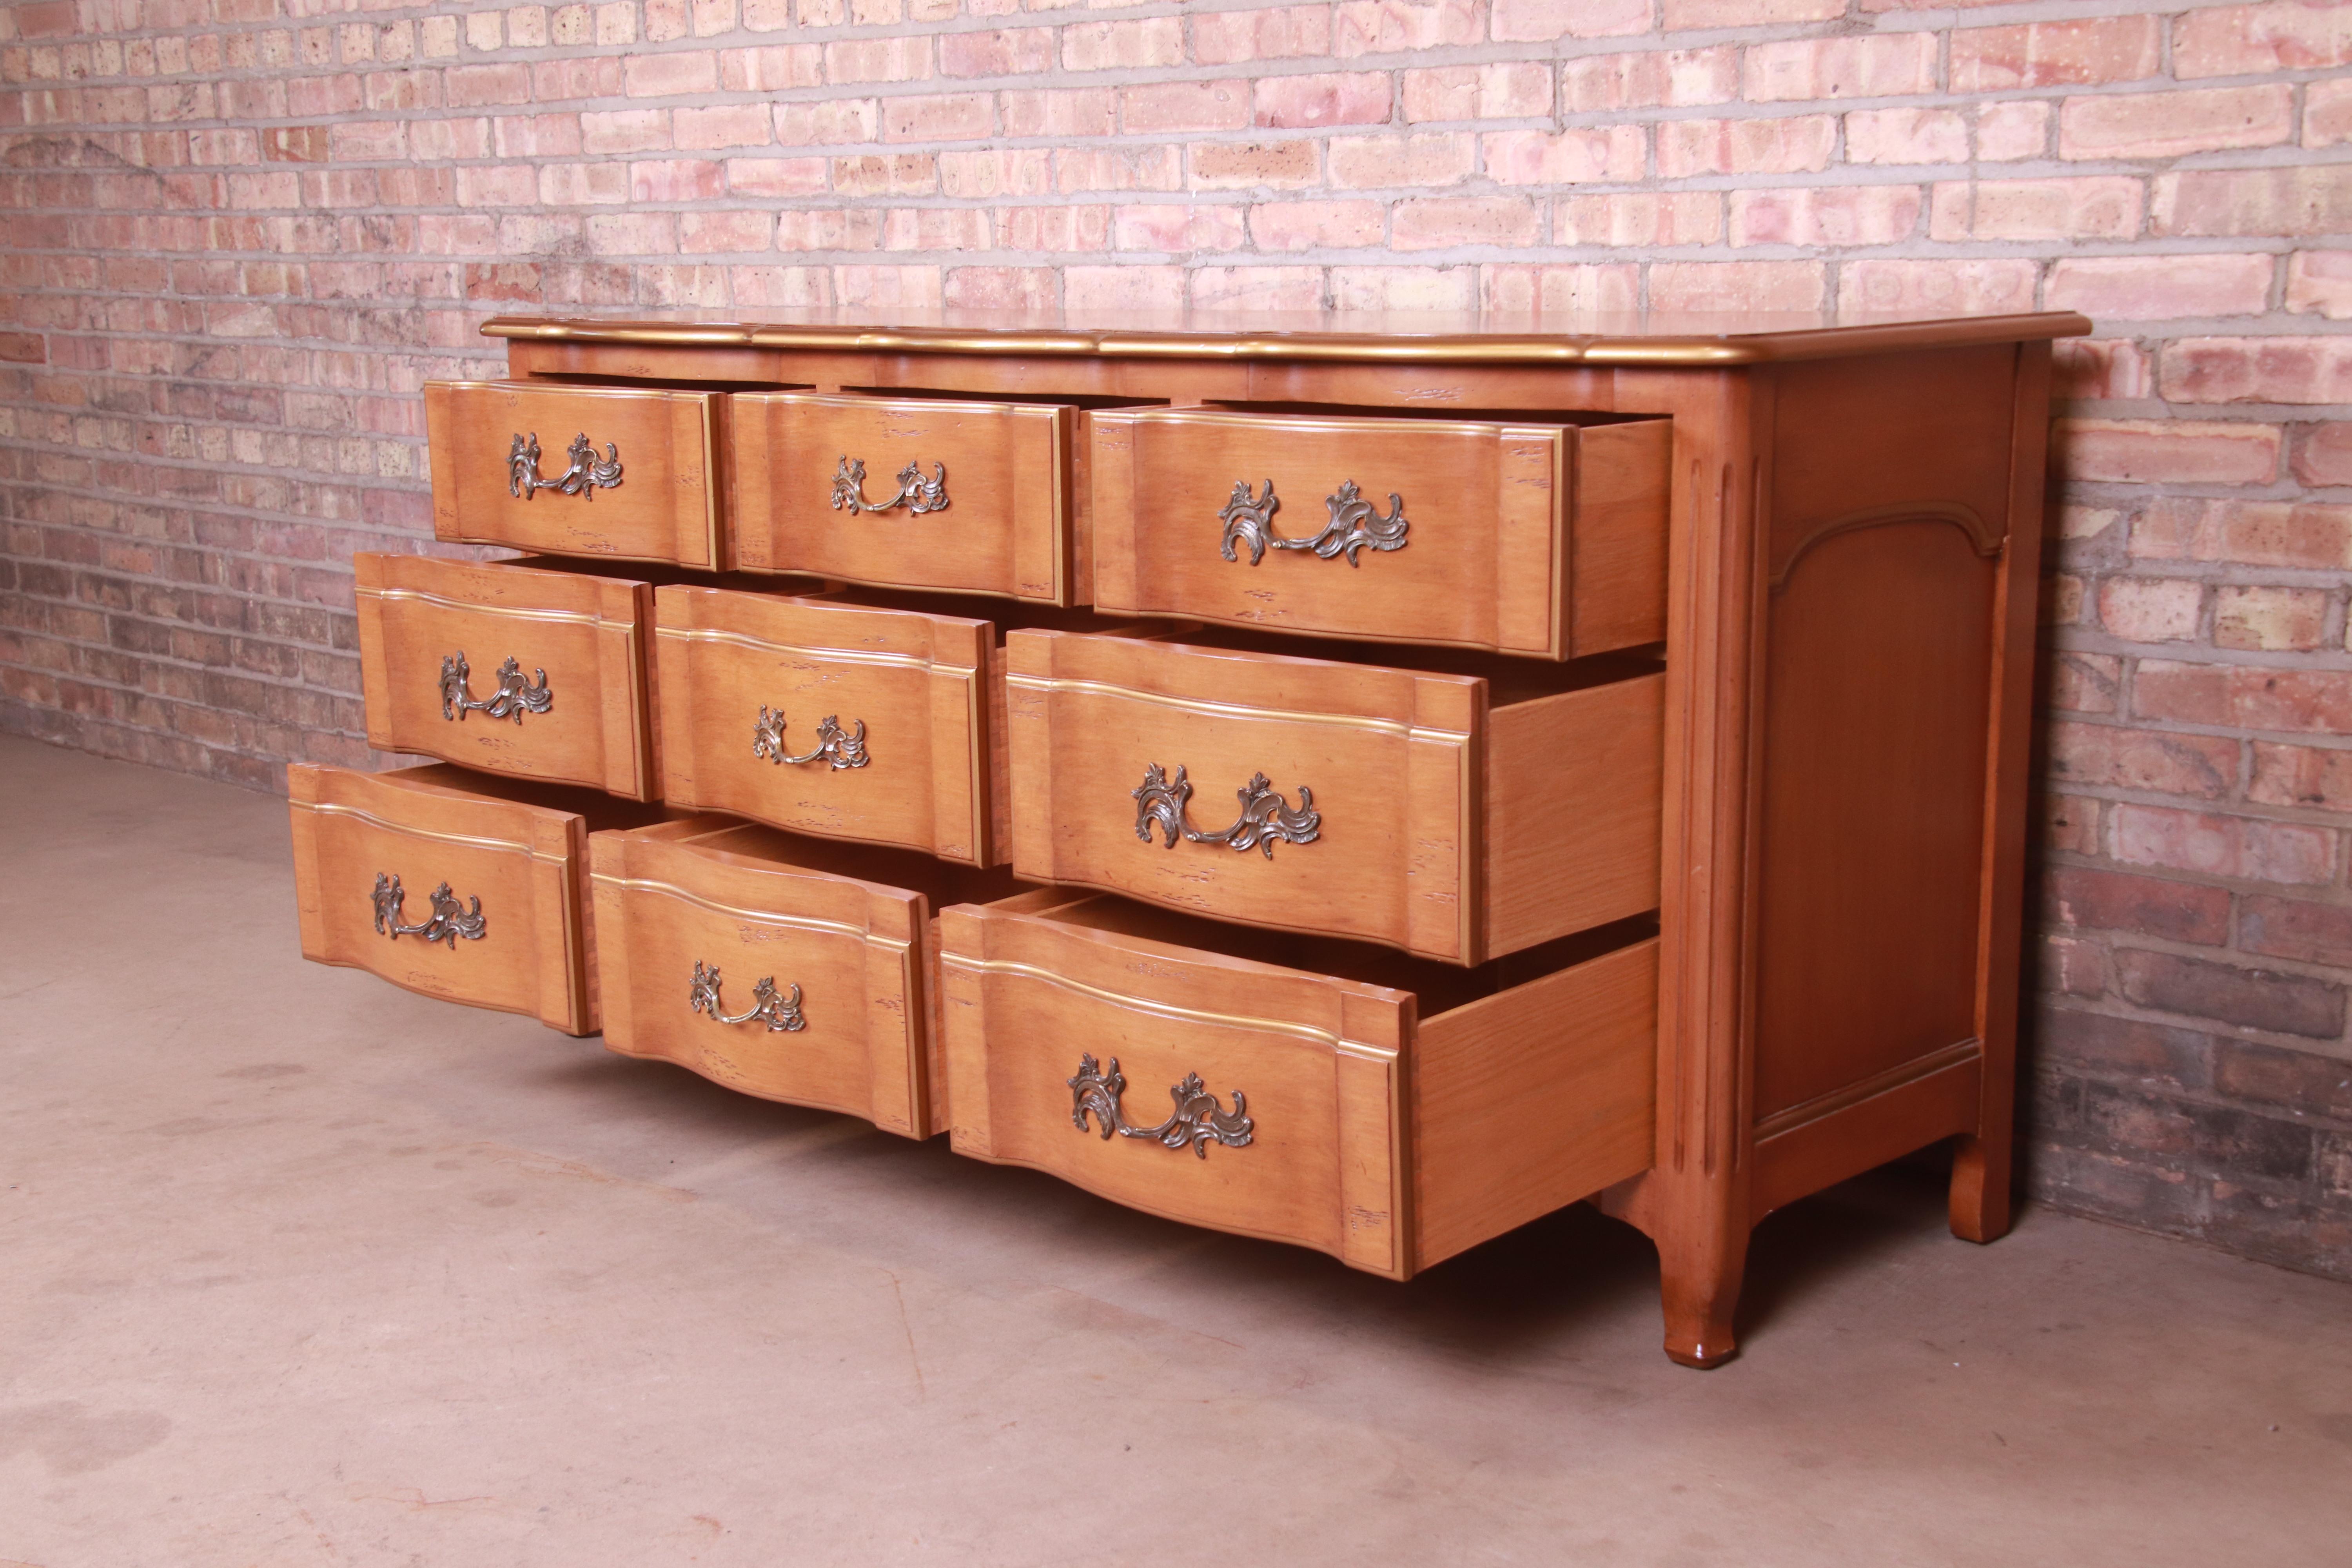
(2241, 895), (2352, 970)
(2114, 948), (2347, 1040)
(2043, 865), (2230, 945)
(2033, 1006), (2217, 1093)
(2212, 1040), (2352, 1124)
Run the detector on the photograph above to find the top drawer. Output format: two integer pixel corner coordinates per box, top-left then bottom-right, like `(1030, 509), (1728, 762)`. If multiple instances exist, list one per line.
(425, 380), (723, 568)
(727, 392), (1078, 606)
(1090, 408), (1669, 661)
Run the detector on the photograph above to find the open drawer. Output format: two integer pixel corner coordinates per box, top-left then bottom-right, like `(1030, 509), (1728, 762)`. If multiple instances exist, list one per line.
(938, 891), (1657, 1279)
(590, 817), (1020, 1137)
(287, 763), (664, 1034)
(1089, 406), (1669, 659)
(1005, 626), (1663, 965)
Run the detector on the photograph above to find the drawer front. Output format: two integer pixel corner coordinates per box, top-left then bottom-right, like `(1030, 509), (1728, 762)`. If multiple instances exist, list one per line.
(653, 587), (998, 864)
(287, 764), (594, 1034)
(1005, 628), (1484, 962)
(356, 554), (658, 800)
(729, 392), (1074, 605)
(591, 820), (933, 1138)
(1091, 408), (1669, 659)
(938, 898), (1413, 1277)
(425, 380), (722, 568)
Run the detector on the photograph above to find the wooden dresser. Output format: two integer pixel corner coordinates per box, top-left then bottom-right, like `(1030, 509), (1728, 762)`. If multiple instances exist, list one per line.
(289, 307), (2088, 1367)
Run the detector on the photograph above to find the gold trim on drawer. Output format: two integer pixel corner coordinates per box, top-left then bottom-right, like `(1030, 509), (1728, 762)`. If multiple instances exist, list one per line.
(1002, 672), (1472, 742)
(588, 871), (913, 952)
(938, 951), (1348, 1048)
(654, 624), (977, 675)
(289, 799), (566, 862)
(355, 584), (617, 629)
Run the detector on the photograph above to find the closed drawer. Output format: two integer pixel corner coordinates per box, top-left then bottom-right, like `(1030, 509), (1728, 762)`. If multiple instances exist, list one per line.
(356, 553), (659, 800)
(728, 392), (1077, 605)
(425, 380), (723, 567)
(1091, 408), (1670, 659)
(287, 764), (662, 1035)
(654, 586), (1002, 865)
(591, 818), (1022, 1137)
(1005, 628), (1662, 965)
(940, 892), (1657, 1278)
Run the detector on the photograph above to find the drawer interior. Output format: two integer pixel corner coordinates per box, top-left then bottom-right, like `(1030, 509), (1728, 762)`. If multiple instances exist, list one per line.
(1008, 887), (1657, 1022)
(627, 816), (1028, 909)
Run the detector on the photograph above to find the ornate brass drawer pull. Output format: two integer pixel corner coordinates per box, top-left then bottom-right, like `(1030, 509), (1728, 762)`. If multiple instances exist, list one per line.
(1132, 763), (1319, 859)
(370, 873), (485, 947)
(1069, 1054), (1253, 1160)
(831, 456), (949, 515)
(689, 960), (806, 1033)
(1218, 477), (1409, 568)
(753, 707), (870, 770)
(508, 431), (623, 500)
(439, 651), (552, 724)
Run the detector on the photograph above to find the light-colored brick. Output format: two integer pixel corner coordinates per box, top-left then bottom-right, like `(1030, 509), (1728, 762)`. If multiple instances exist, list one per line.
(1254, 72), (1392, 131)
(2173, 2), (2352, 81)
(1483, 125), (1645, 185)
(1554, 191), (1720, 247)
(1951, 18), (2161, 91)
(2047, 254), (2276, 321)
(1743, 34), (1936, 103)
(1332, 0), (1490, 55)
(1837, 258), (2036, 318)
(1061, 18), (1182, 72)
(1928, 176), (2143, 242)
(1326, 132), (1476, 190)
(1650, 260), (1825, 313)
(1658, 115), (1835, 177)
(2216, 586), (2330, 652)
(1844, 107), (1967, 166)
(2308, 77), (2352, 149)
(1561, 46), (1737, 112)
(2161, 338), (2352, 406)
(1731, 185), (1920, 248)
(1391, 195), (1540, 250)
(2286, 251), (2352, 321)
(2060, 420), (2281, 486)
(2098, 577), (2203, 643)
(1191, 6), (1332, 66)
(1403, 63), (1552, 123)
(1489, 0), (1654, 45)
(1479, 262), (1639, 312)
(2059, 85), (2295, 163)
(1247, 199), (1386, 251)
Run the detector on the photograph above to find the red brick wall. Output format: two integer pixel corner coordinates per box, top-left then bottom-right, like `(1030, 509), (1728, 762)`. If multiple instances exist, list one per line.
(3, 0), (2348, 1274)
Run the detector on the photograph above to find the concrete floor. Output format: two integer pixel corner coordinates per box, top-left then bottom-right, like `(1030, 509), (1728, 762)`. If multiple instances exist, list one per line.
(3, 735), (2349, 1566)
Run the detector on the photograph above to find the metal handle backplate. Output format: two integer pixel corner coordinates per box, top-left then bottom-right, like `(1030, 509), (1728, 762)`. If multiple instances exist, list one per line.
(753, 707), (870, 770)
(509, 431), (622, 500)
(1132, 764), (1319, 859)
(1069, 1054), (1253, 1159)
(440, 651), (551, 724)
(1218, 478), (1408, 567)
(689, 960), (806, 1032)
(831, 456), (949, 515)
(370, 873), (485, 947)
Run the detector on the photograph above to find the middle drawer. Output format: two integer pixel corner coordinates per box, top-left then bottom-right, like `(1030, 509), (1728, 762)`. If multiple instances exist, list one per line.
(1006, 628), (1663, 966)
(654, 586), (1004, 865)
(591, 817), (1022, 1138)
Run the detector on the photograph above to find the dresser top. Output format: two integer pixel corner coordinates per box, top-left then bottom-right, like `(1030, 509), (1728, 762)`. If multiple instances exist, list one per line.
(481, 307), (2089, 367)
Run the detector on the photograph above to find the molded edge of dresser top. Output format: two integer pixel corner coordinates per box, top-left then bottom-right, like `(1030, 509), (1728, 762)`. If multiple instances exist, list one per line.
(479, 307), (2092, 365)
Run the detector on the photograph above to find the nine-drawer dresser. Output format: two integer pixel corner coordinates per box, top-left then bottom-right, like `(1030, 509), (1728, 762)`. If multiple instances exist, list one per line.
(289, 306), (2089, 1367)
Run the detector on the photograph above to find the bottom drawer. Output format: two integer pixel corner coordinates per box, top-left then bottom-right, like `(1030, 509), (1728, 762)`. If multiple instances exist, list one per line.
(590, 817), (1022, 1136)
(287, 763), (663, 1034)
(938, 891), (1657, 1279)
